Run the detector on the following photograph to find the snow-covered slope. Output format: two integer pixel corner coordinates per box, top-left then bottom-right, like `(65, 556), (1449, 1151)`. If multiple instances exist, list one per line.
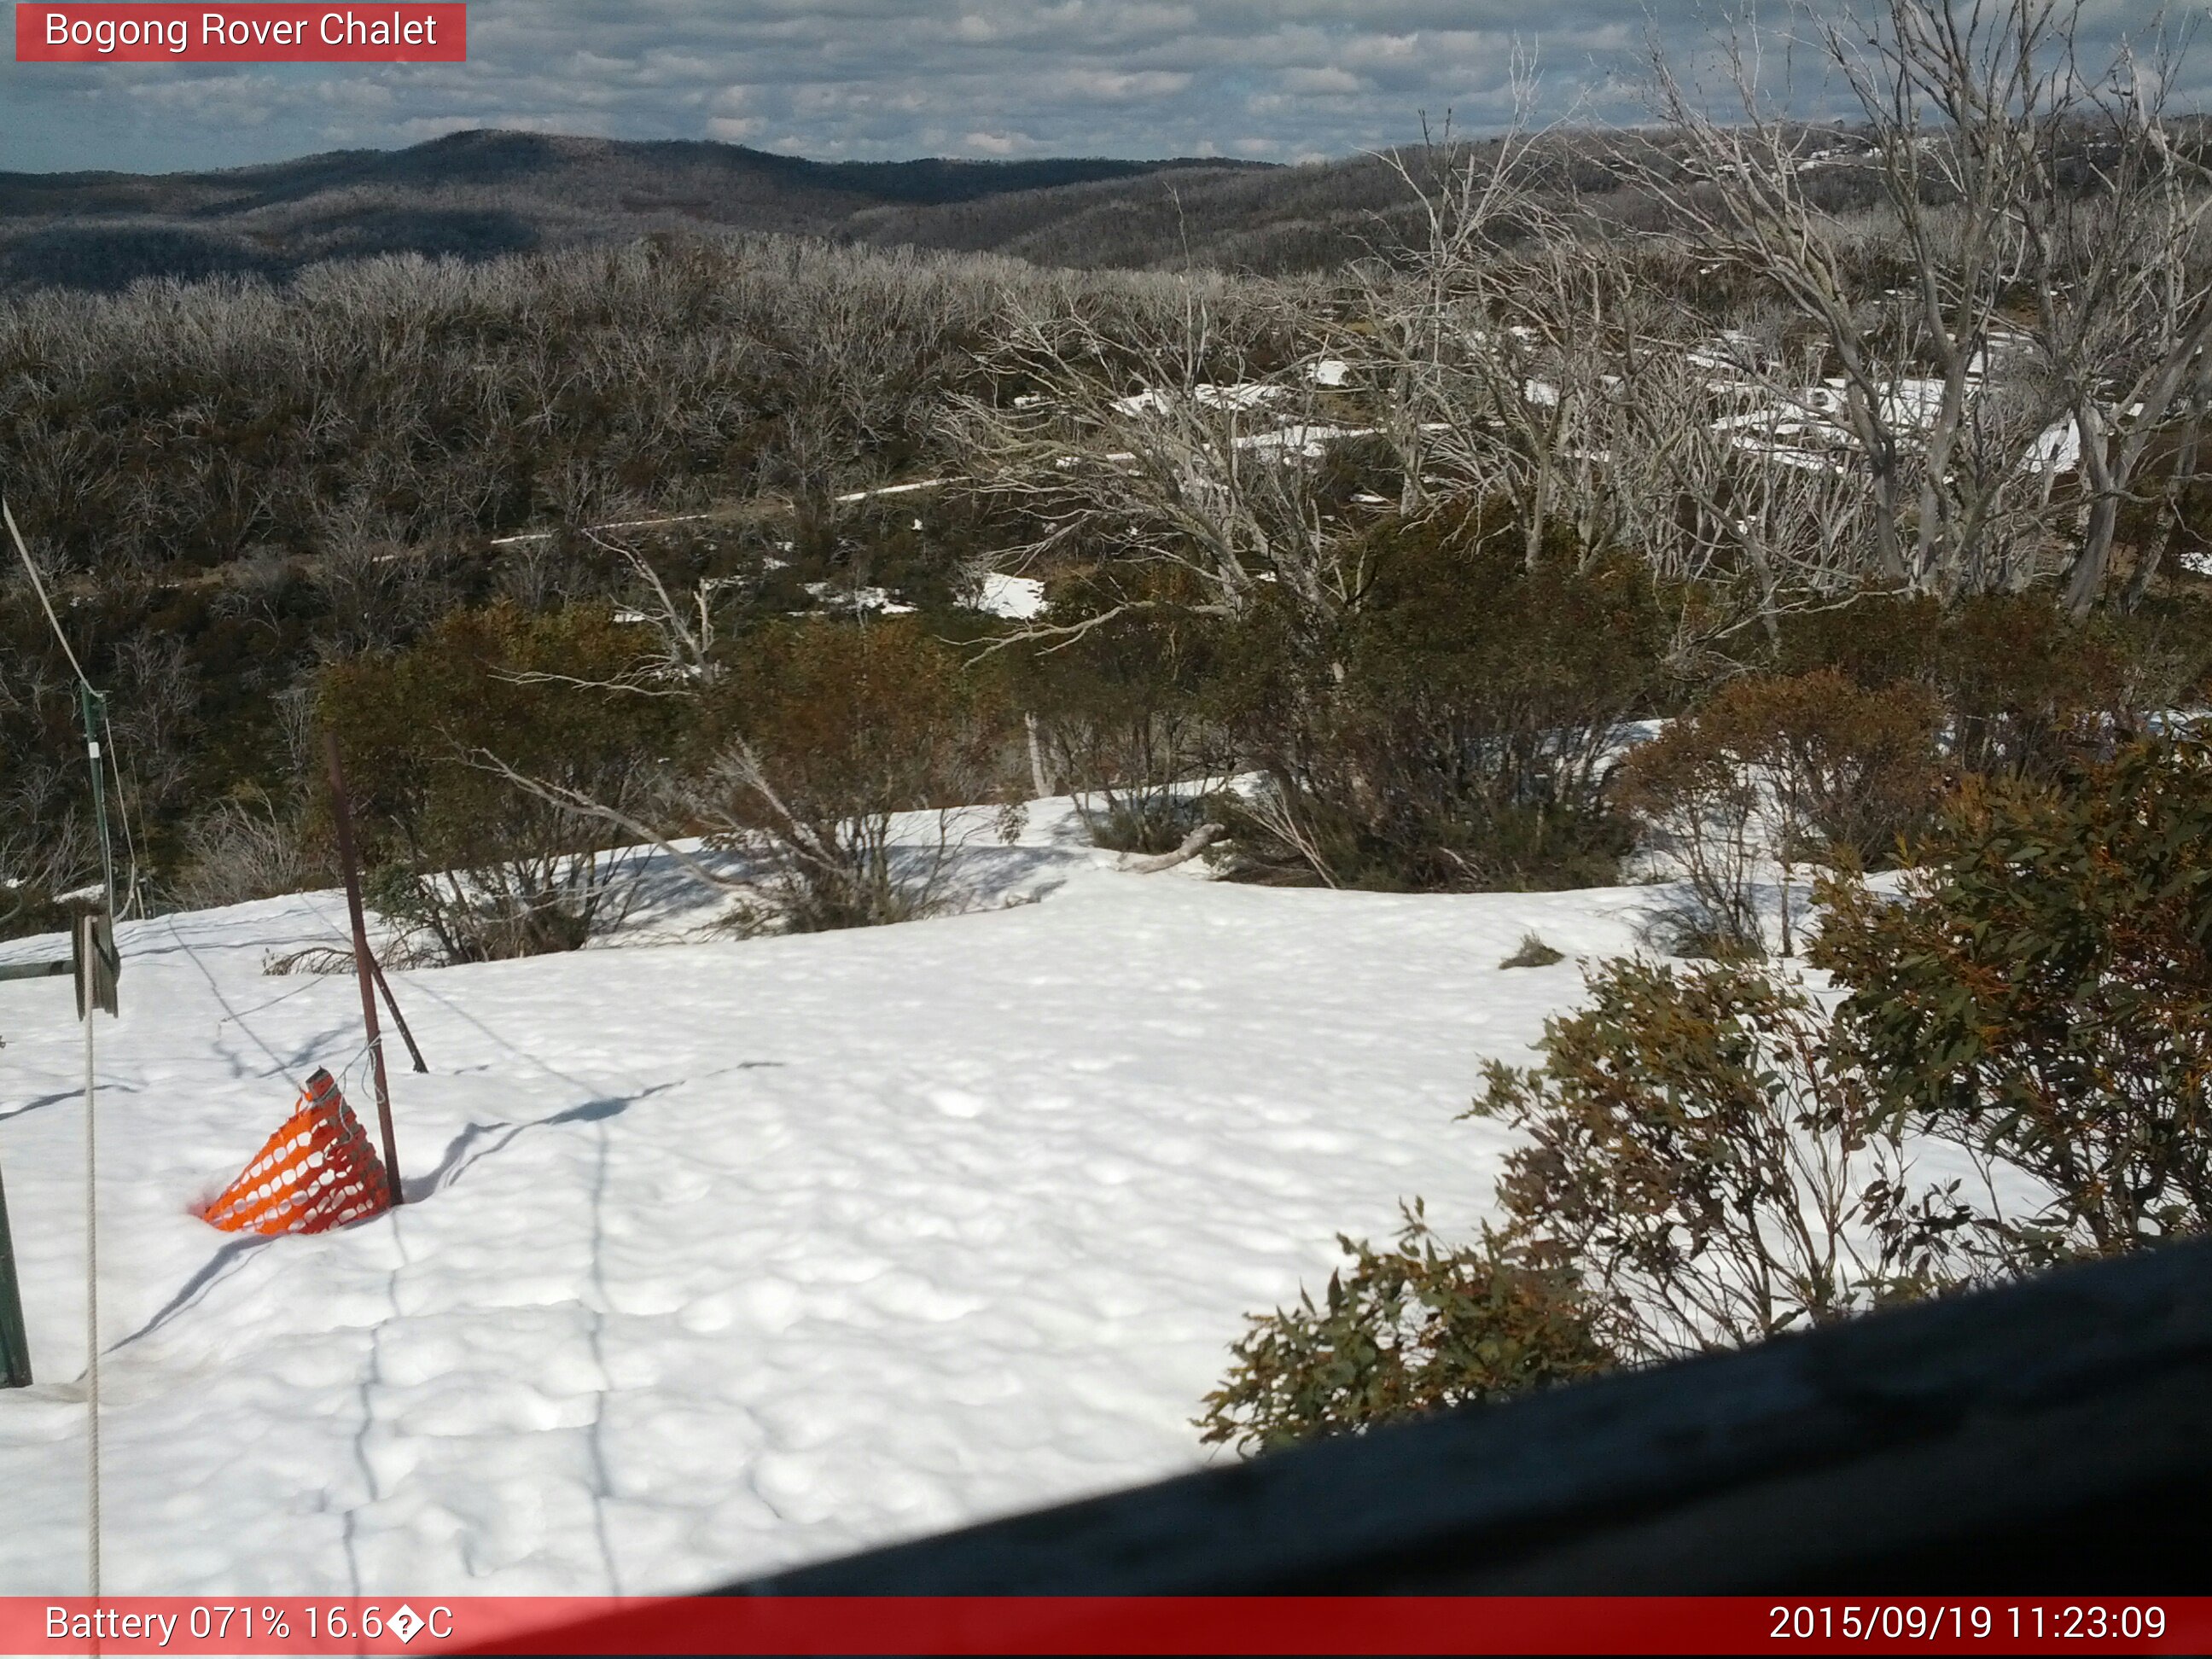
(0, 801), (1647, 1594)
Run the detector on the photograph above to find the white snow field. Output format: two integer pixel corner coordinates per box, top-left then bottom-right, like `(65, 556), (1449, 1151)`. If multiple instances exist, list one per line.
(0, 800), (1649, 1595)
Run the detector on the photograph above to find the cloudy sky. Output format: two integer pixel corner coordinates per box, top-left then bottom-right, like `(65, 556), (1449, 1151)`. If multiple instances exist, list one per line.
(0, 1), (2184, 176)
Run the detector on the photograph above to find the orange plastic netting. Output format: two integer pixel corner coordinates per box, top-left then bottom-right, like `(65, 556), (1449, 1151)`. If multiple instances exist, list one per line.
(201, 1068), (392, 1235)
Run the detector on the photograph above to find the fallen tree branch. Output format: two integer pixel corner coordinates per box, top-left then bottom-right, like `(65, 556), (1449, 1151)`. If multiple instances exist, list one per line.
(1116, 821), (1225, 875)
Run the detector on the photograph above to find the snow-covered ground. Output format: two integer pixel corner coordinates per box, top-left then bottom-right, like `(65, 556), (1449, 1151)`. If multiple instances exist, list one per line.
(973, 573), (1047, 620)
(0, 799), (1649, 1595)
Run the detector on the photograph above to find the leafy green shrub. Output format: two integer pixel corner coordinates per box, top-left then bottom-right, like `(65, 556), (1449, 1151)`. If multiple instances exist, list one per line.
(1813, 734), (2212, 1257)
(1197, 1212), (1616, 1453)
(1472, 957), (1972, 1359)
(320, 603), (677, 963)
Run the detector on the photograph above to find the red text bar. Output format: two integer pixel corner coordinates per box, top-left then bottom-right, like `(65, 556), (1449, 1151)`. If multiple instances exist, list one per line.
(2, 1597), (2206, 1656)
(15, 4), (466, 62)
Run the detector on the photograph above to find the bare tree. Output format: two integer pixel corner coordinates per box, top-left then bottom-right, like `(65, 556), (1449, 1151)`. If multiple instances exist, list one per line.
(1365, 107), (1673, 571)
(1362, 119), (1892, 657)
(2011, 22), (2212, 614)
(946, 277), (1351, 643)
(1634, 1), (2212, 609)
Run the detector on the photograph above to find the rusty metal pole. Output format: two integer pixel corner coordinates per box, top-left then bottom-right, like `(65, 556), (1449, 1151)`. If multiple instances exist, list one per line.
(367, 955), (428, 1074)
(323, 728), (403, 1206)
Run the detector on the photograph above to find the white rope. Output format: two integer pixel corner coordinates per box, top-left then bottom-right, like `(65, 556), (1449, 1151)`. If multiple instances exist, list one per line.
(3, 498), (94, 696)
(84, 982), (100, 1597)
(100, 707), (143, 921)
(6, 499), (143, 921)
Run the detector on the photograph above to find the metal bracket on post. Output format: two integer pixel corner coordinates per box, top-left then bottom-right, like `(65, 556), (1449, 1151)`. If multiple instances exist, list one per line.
(73, 913), (119, 1020)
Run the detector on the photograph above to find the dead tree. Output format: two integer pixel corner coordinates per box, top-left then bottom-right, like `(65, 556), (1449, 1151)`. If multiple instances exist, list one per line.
(1628, 0), (2211, 605)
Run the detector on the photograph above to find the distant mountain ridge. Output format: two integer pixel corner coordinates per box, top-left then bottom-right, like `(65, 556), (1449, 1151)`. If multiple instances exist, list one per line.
(0, 130), (1250, 213)
(1, 129), (1394, 289)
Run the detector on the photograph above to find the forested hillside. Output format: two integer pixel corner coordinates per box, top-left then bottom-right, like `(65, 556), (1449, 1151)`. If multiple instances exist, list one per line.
(3, 10), (2210, 943)
(0, 130), (1296, 290)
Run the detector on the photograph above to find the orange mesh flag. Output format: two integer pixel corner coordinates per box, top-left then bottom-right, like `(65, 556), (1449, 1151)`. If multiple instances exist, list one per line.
(201, 1068), (392, 1235)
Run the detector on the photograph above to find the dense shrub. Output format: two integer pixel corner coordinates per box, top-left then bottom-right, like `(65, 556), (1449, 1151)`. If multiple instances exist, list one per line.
(1813, 734), (2212, 1257)
(1933, 595), (2133, 781)
(695, 615), (1017, 931)
(0, 238), (1080, 575)
(1201, 949), (1983, 1450)
(1215, 515), (1667, 892)
(320, 603), (677, 962)
(1206, 736), (2212, 1457)
(1196, 1213), (1616, 1453)
(1775, 589), (2212, 783)
(1738, 672), (1945, 866)
(1472, 957), (1969, 1358)
(1773, 591), (1949, 694)
(1006, 569), (1233, 853)
(1619, 670), (1942, 956)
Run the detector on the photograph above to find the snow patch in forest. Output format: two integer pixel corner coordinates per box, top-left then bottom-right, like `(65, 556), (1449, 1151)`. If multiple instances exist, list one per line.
(974, 573), (1047, 620)
(802, 581), (917, 616)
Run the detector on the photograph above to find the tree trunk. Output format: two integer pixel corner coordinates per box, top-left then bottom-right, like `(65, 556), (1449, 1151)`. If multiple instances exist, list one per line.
(1025, 712), (1052, 800)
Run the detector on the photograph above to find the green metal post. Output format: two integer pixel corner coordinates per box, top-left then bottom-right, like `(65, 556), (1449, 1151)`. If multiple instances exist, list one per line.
(0, 1154), (29, 1387)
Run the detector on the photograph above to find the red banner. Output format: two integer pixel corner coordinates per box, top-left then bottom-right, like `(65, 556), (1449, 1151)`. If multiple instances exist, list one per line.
(15, 4), (466, 62)
(0, 1597), (2204, 1656)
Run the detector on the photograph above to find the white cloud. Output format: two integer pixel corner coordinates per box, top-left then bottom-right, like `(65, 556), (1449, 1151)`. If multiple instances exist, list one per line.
(0, 0), (2180, 175)
(1280, 66), (1367, 96)
(1041, 67), (1192, 102)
